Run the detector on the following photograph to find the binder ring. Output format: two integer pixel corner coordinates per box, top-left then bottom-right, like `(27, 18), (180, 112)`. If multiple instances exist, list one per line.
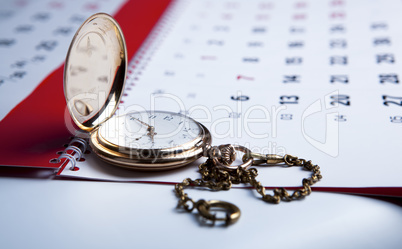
(57, 153), (77, 170)
(50, 137), (88, 171)
(70, 137), (87, 153)
(65, 145), (83, 160)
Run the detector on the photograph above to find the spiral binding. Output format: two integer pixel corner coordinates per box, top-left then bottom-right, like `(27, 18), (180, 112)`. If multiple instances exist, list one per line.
(121, 0), (185, 101)
(50, 137), (88, 171)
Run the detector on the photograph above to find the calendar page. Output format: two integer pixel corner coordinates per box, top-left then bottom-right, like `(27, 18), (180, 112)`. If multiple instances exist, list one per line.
(60, 0), (402, 190)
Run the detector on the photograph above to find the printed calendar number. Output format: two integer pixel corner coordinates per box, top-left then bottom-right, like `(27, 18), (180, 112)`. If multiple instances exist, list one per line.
(335, 115), (347, 122)
(330, 94), (350, 106)
(382, 95), (402, 106)
(390, 116), (402, 123)
(0, 39), (16, 47)
(231, 95), (250, 101)
(330, 75), (348, 84)
(279, 95), (299, 104)
(379, 74), (399, 84)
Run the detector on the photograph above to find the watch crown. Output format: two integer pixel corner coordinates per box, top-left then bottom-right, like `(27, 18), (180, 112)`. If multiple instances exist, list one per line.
(219, 144), (236, 166)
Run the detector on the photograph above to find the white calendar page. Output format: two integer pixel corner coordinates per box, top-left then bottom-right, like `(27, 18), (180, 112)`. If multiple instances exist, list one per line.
(0, 0), (127, 121)
(59, 0), (402, 189)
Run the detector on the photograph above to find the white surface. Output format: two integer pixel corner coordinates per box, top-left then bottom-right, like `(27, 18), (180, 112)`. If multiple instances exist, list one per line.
(0, 177), (401, 249)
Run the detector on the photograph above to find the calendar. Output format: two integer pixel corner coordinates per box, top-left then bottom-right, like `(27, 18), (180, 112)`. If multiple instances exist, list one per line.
(1, 0), (401, 191)
(55, 0), (402, 190)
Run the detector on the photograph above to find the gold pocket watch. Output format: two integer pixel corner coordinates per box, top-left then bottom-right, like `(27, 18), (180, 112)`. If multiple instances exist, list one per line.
(64, 13), (212, 171)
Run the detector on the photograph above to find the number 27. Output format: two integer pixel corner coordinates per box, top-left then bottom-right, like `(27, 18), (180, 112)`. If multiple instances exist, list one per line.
(383, 95), (402, 106)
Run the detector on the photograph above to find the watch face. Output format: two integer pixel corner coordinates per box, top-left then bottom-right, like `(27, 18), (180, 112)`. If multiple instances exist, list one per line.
(64, 13), (126, 132)
(98, 111), (203, 151)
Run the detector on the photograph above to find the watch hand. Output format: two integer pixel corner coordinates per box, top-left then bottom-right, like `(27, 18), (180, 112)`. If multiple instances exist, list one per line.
(148, 126), (155, 142)
(130, 116), (157, 141)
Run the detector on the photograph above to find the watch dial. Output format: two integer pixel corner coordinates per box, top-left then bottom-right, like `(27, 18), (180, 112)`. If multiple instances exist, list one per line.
(98, 111), (202, 150)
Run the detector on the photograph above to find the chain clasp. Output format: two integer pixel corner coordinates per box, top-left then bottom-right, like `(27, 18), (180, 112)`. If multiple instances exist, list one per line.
(195, 200), (241, 226)
(242, 152), (285, 165)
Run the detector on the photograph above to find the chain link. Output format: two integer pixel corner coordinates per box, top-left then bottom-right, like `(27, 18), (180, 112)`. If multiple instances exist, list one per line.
(174, 153), (322, 224)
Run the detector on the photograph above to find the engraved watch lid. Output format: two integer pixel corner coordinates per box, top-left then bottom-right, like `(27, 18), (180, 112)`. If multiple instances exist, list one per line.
(64, 13), (127, 132)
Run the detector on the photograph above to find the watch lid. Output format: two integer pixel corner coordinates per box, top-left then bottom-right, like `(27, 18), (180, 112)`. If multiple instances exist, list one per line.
(64, 13), (127, 132)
